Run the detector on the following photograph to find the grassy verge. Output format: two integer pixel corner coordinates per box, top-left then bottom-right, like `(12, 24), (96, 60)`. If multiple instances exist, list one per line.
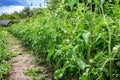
(0, 29), (14, 79)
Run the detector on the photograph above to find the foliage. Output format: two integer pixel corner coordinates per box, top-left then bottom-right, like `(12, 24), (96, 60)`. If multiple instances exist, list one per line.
(18, 7), (33, 18)
(0, 7), (44, 21)
(9, 1), (120, 80)
(0, 30), (13, 79)
(24, 67), (49, 80)
(0, 13), (19, 20)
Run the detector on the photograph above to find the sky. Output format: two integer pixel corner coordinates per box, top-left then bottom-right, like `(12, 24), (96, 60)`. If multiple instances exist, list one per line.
(0, 0), (45, 15)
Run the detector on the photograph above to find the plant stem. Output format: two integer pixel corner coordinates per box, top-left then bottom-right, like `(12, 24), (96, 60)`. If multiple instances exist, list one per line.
(100, 4), (112, 80)
(90, 3), (93, 58)
(103, 11), (112, 80)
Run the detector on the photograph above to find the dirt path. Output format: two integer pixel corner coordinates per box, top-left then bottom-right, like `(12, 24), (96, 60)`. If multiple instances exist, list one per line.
(5, 31), (52, 80)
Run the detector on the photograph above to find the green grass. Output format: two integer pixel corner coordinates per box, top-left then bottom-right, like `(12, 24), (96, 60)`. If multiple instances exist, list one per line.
(24, 67), (49, 80)
(0, 30), (14, 79)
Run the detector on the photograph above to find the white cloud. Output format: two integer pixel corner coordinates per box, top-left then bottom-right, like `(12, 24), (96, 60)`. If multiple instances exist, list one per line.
(0, 6), (24, 15)
(0, 0), (46, 15)
(26, 0), (46, 7)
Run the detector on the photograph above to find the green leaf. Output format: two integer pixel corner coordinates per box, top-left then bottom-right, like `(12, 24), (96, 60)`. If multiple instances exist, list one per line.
(54, 67), (66, 79)
(80, 75), (89, 80)
(88, 0), (92, 3)
(66, 49), (73, 60)
(62, 0), (65, 4)
(92, 33), (101, 45)
(53, 50), (62, 60)
(68, 0), (78, 10)
(98, 20), (106, 27)
(46, 48), (54, 61)
(76, 58), (89, 70)
(79, 68), (90, 80)
(83, 32), (90, 45)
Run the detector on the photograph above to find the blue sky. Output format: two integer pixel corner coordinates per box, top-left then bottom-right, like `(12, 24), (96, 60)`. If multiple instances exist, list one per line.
(0, 0), (45, 15)
(0, 0), (45, 6)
